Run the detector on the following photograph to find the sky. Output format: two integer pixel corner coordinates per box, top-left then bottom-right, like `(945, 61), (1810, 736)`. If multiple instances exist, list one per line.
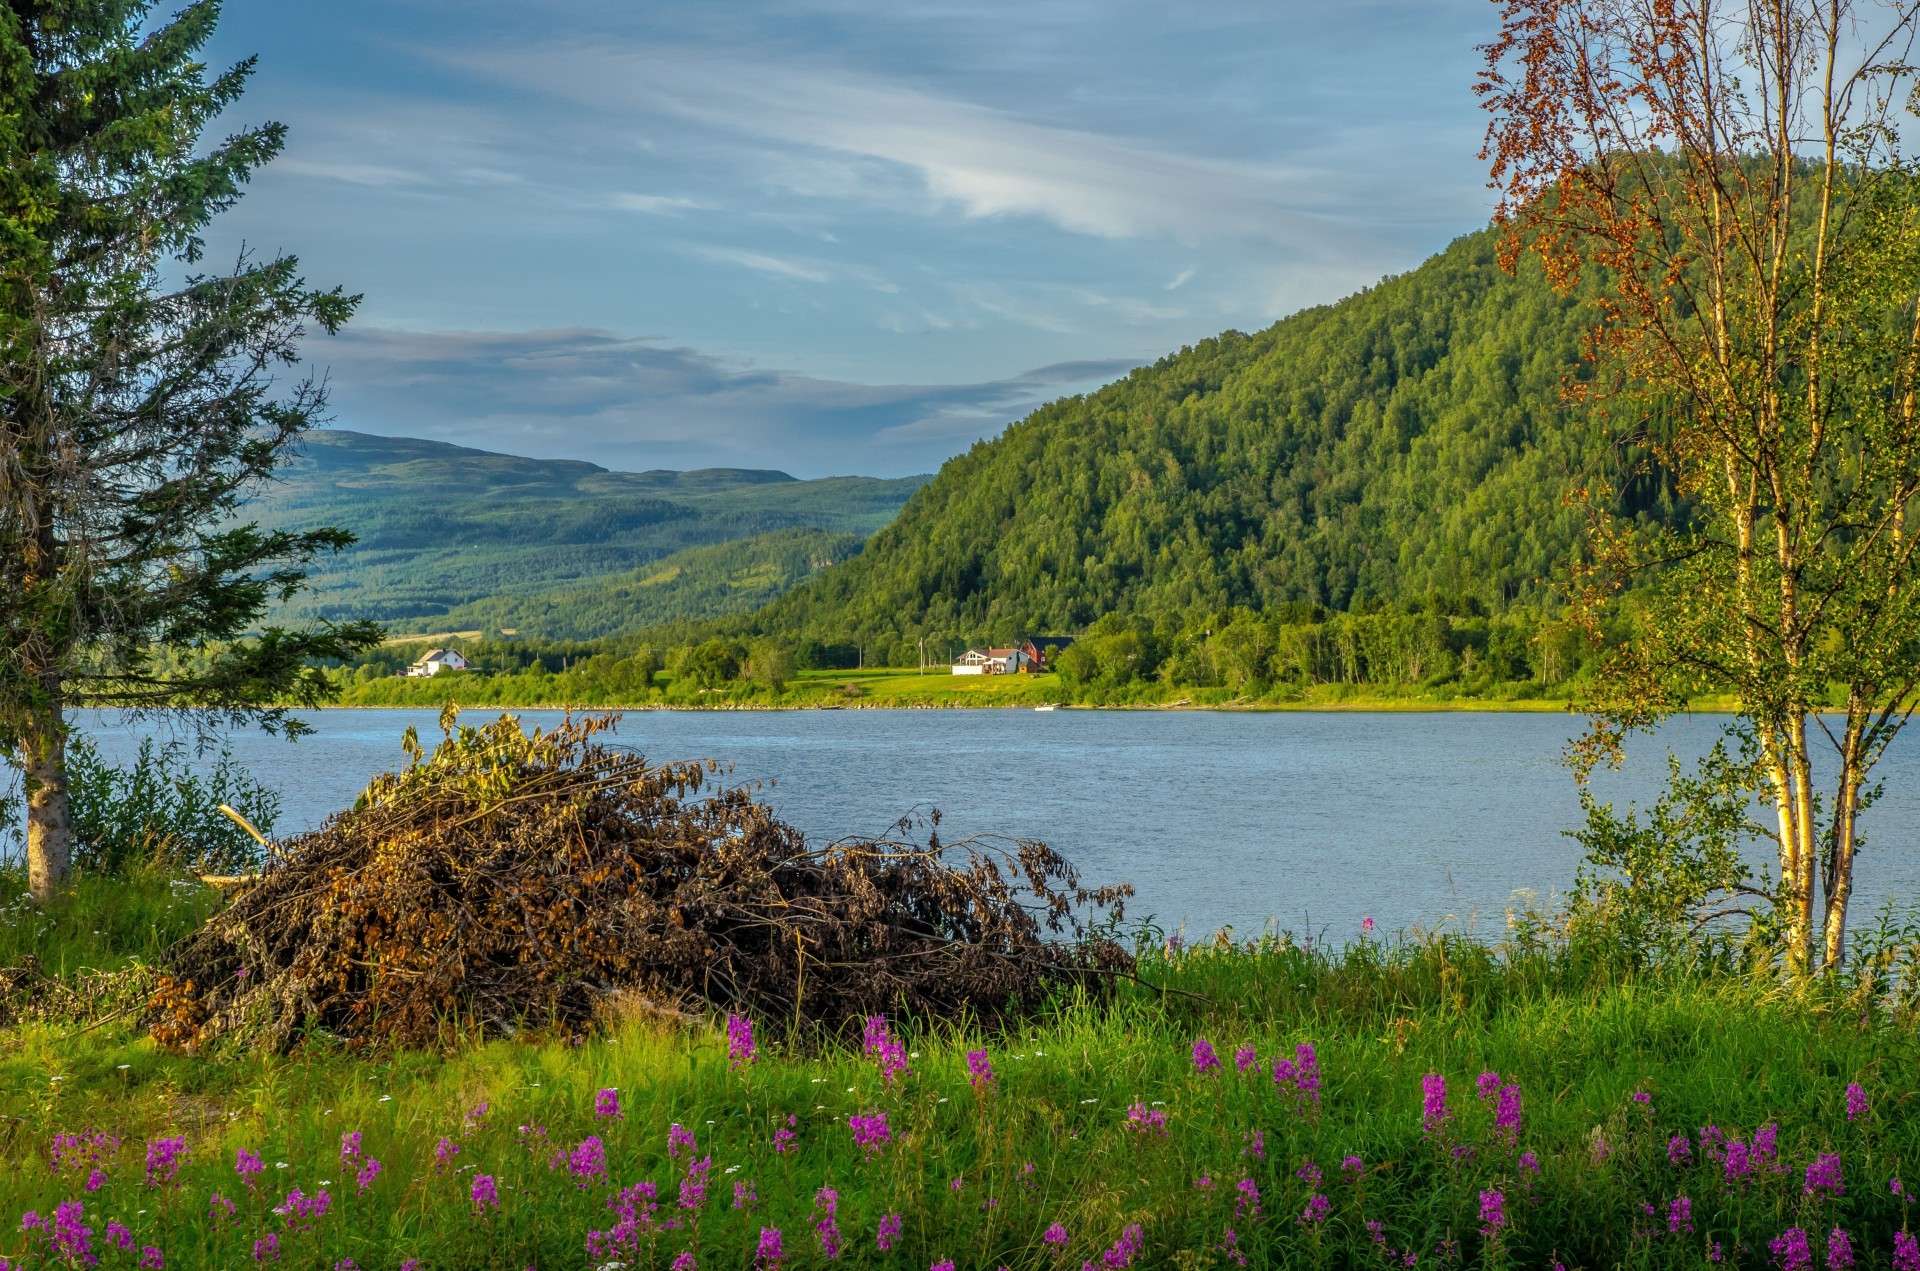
(200, 1), (1502, 478)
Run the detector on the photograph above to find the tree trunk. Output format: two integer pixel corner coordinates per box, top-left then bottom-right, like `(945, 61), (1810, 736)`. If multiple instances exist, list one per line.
(1823, 725), (1864, 970)
(21, 689), (70, 903)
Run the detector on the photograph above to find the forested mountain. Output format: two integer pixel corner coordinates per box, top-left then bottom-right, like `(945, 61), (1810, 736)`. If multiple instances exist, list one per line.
(249, 431), (926, 625)
(730, 228), (1672, 661)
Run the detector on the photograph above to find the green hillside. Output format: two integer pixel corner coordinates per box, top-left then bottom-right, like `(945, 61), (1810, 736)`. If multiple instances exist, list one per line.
(730, 228), (1669, 659)
(403, 527), (866, 641)
(249, 431), (926, 625)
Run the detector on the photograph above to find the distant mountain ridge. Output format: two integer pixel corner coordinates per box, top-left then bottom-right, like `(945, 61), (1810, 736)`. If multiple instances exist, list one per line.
(252, 430), (928, 628)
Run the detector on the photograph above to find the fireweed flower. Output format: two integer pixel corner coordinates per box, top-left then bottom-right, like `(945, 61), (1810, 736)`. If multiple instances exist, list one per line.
(1234, 1045), (1258, 1074)
(595, 1088), (622, 1120)
(139, 1247), (162, 1270)
(757, 1226), (784, 1269)
(1895, 1177), (1910, 1199)
(355, 1160), (382, 1193)
(1099, 1224), (1144, 1269)
(1192, 1039), (1223, 1075)
(1725, 1140), (1752, 1182)
(678, 1155), (713, 1215)
(1805, 1152), (1844, 1198)
(1420, 1073), (1449, 1137)
(1299, 1195), (1330, 1226)
(967, 1049), (995, 1092)
(432, 1138), (460, 1170)
(253, 1233), (280, 1263)
(236, 1148), (266, 1189)
(1220, 1227), (1248, 1268)
(668, 1123), (697, 1160)
(862, 1016), (911, 1085)
(208, 1193), (237, 1227)
(1478, 1190), (1506, 1239)
(1342, 1155), (1364, 1180)
(1193, 1175), (1214, 1190)
(877, 1214), (905, 1252)
(1632, 1091), (1653, 1106)
(1362, 916), (1375, 936)
(931, 1262), (956, 1271)
(470, 1174), (499, 1213)
(83, 1168), (106, 1194)
(274, 1187), (332, 1229)
(1296, 1162), (1323, 1189)
(1041, 1223), (1067, 1247)
(727, 1014), (758, 1069)
(567, 1136), (608, 1188)
(1769, 1227), (1812, 1271)
(813, 1187), (842, 1260)
(850, 1113), (891, 1160)
(1894, 1231), (1920, 1271)
(1493, 1084), (1522, 1144)
(1125, 1103), (1168, 1136)
(1292, 1043), (1321, 1108)
(463, 1102), (489, 1132)
(1242, 1129), (1266, 1160)
(107, 1220), (134, 1250)
(145, 1137), (187, 1187)
(734, 1181), (759, 1210)
(1828, 1227), (1855, 1270)
(339, 1131), (362, 1166)
(1669, 1135), (1693, 1166)
(1754, 1123), (1780, 1170)
(1235, 1177), (1260, 1220)
(1476, 1071), (1502, 1100)
(1669, 1197), (1694, 1234)
(772, 1115), (798, 1156)
(1846, 1082), (1868, 1122)
(672, 1253), (698, 1271)
(1518, 1151), (1540, 1175)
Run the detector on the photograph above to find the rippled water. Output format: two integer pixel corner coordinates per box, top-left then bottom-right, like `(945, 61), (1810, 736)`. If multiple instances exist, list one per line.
(54, 707), (1920, 940)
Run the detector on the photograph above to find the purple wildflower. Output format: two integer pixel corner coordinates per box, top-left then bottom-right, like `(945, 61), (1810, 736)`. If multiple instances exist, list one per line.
(1828, 1227), (1854, 1271)
(1421, 1073), (1449, 1137)
(1669, 1196), (1693, 1234)
(236, 1148), (266, 1189)
(355, 1159), (382, 1192)
(681, 1156), (713, 1213)
(253, 1234), (280, 1264)
(772, 1114), (798, 1156)
(850, 1113), (891, 1160)
(672, 1253), (698, 1271)
(1725, 1140), (1752, 1182)
(1476, 1071), (1502, 1100)
(1125, 1103), (1168, 1136)
(107, 1220), (134, 1250)
(1220, 1226), (1248, 1267)
(1845, 1083), (1868, 1122)
(1362, 916), (1375, 935)
(1894, 1232), (1920, 1271)
(667, 1123), (697, 1160)
(877, 1213), (904, 1252)
(568, 1136), (608, 1188)
(727, 1014), (758, 1069)
(1478, 1189), (1506, 1239)
(83, 1168), (106, 1194)
(757, 1226), (784, 1269)
(1754, 1122), (1780, 1170)
(1769, 1227), (1812, 1271)
(463, 1102), (489, 1131)
(1519, 1150), (1540, 1175)
(1234, 1045), (1258, 1073)
(1042, 1223), (1067, 1247)
(1805, 1152), (1843, 1198)
(1099, 1224), (1144, 1269)
(338, 1131), (362, 1166)
(862, 1016), (911, 1085)
(1632, 1091), (1652, 1106)
(1193, 1039), (1223, 1074)
(1296, 1161), (1323, 1188)
(1194, 1175), (1214, 1190)
(932, 1262), (956, 1271)
(734, 1180), (759, 1210)
(813, 1188), (842, 1260)
(432, 1137), (460, 1170)
(208, 1193), (236, 1227)
(1895, 1176), (1909, 1199)
(1242, 1129), (1266, 1160)
(145, 1137), (187, 1188)
(139, 1248), (162, 1270)
(50, 1200), (92, 1266)
(1342, 1155), (1364, 1179)
(1299, 1195), (1330, 1226)
(1235, 1177), (1260, 1221)
(470, 1174), (500, 1213)
(1494, 1084), (1522, 1144)
(594, 1088), (622, 1120)
(1292, 1042), (1321, 1107)
(274, 1187), (332, 1229)
(967, 1049), (995, 1092)
(1669, 1134), (1692, 1166)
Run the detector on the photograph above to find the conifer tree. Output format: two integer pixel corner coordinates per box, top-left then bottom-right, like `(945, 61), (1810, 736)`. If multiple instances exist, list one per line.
(0, 0), (378, 899)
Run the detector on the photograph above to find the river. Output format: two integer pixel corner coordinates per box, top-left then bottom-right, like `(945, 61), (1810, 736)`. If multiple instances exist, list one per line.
(43, 708), (1920, 941)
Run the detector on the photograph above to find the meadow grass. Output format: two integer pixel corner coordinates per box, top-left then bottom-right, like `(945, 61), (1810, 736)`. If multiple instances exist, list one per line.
(3, 885), (1919, 1271)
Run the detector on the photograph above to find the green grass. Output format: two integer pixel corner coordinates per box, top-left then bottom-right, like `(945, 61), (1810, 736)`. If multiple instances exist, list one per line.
(3, 889), (1918, 1269)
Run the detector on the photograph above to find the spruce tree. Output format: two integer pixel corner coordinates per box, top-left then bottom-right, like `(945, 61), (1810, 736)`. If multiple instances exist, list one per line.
(0, 0), (378, 899)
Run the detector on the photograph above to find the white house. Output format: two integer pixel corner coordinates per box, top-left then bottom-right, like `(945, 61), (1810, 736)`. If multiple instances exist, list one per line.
(404, 648), (469, 677)
(951, 647), (1033, 676)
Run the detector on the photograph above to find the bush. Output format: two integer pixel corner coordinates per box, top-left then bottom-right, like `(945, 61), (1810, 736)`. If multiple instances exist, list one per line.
(66, 735), (280, 876)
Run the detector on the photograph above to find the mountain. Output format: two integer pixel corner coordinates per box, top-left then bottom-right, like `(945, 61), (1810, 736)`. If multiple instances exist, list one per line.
(728, 227), (1673, 658)
(247, 431), (927, 626)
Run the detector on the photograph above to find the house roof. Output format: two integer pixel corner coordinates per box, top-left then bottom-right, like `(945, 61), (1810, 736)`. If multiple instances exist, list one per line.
(416, 648), (460, 663)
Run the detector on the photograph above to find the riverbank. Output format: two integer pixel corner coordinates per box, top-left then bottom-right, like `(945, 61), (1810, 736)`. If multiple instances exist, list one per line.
(3, 874), (1915, 1270)
(323, 667), (1611, 712)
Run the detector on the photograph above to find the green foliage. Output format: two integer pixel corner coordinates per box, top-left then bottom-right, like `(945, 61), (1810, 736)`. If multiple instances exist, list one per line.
(63, 736), (279, 877)
(0, 867), (221, 977)
(252, 431), (921, 630)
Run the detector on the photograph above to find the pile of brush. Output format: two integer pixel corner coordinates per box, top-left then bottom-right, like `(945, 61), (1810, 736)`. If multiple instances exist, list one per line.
(150, 709), (1131, 1052)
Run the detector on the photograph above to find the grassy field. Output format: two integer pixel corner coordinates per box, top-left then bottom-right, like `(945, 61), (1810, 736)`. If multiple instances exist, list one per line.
(3, 872), (1918, 1269)
(325, 667), (1609, 713)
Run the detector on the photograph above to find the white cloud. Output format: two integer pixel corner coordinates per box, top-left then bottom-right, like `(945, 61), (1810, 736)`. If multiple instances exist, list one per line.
(1167, 268), (1196, 290)
(687, 245), (835, 283)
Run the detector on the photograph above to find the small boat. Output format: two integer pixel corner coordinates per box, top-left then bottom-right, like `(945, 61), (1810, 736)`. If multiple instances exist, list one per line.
(1033, 704), (1058, 712)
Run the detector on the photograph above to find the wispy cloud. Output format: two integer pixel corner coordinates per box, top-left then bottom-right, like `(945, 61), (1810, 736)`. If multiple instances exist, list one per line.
(316, 326), (1140, 477)
(688, 245), (835, 283)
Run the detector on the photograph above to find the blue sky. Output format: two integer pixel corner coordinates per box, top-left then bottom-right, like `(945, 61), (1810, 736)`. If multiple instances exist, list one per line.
(202, 1), (1499, 478)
